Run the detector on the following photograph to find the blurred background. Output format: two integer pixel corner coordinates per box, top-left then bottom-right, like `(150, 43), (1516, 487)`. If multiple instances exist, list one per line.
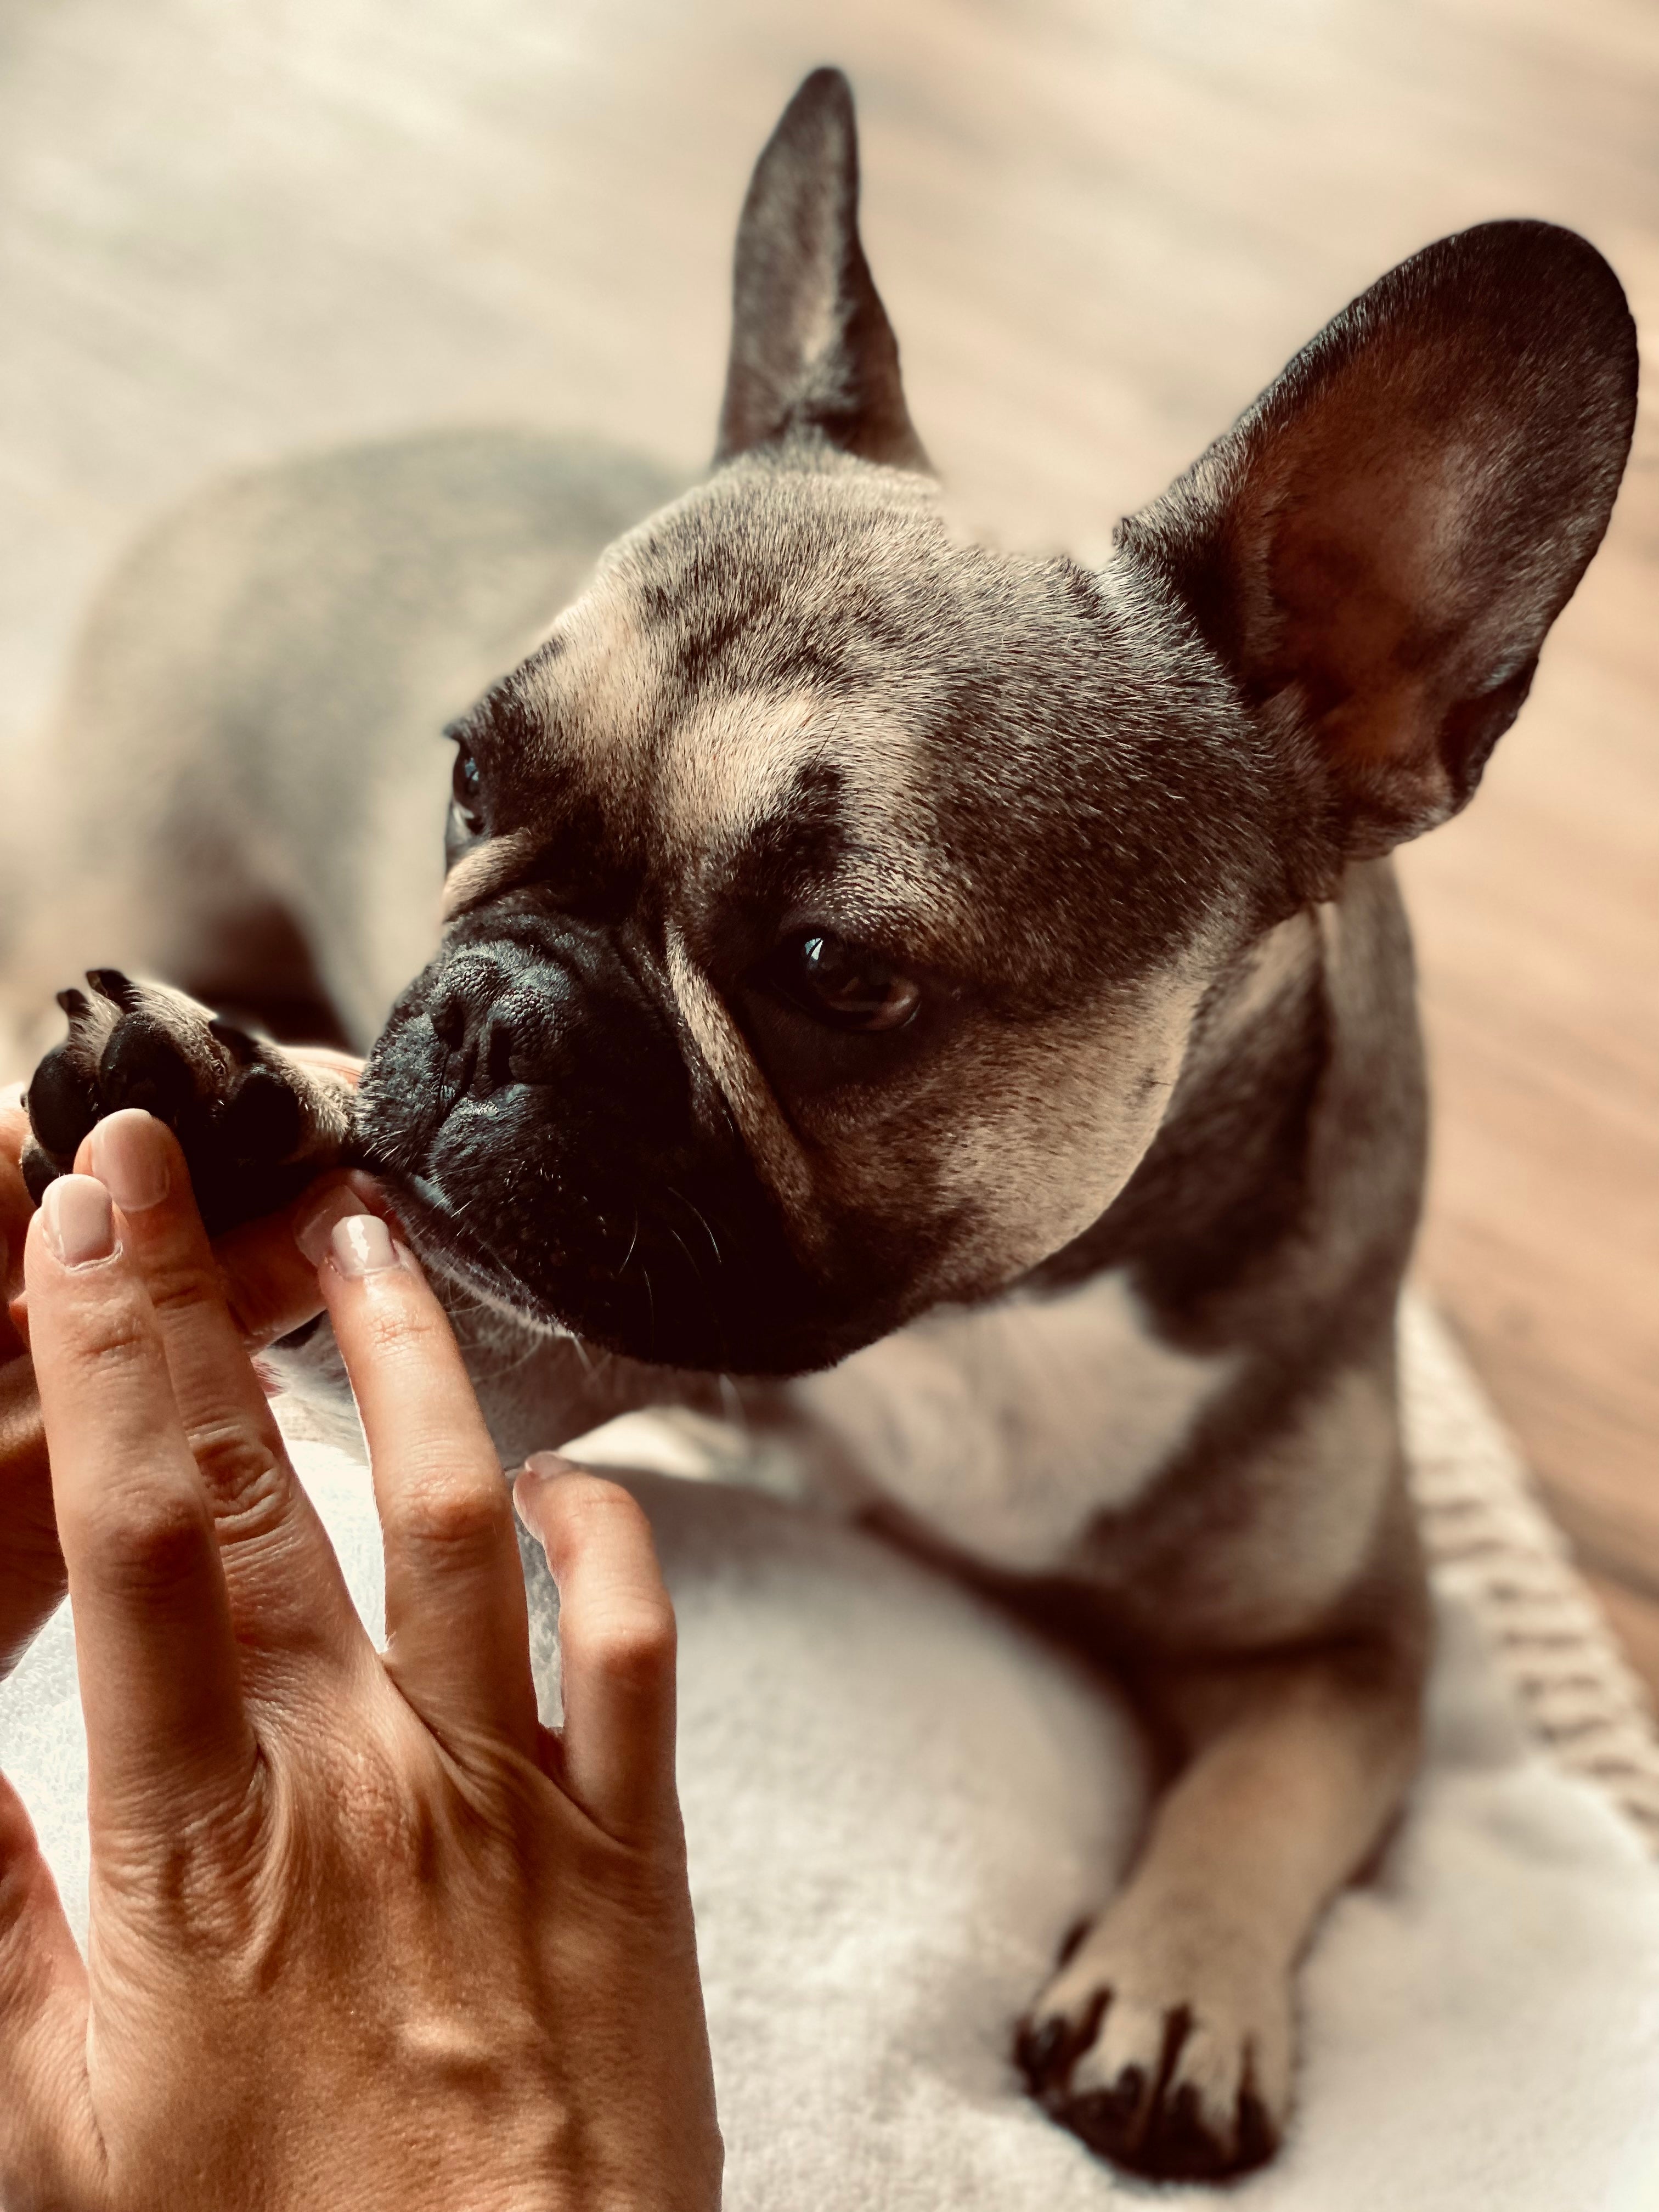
(2, 0), (1655, 1680)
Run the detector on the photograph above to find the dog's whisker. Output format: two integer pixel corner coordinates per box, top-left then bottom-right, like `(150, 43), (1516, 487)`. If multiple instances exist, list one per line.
(668, 1184), (725, 1270)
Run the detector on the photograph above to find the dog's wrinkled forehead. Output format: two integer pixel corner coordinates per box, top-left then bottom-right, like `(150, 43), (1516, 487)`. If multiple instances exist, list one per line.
(454, 453), (1239, 992)
(549, 459), (961, 897)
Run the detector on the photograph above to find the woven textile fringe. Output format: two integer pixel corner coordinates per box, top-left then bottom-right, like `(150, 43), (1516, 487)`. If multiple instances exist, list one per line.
(1401, 1294), (1659, 1851)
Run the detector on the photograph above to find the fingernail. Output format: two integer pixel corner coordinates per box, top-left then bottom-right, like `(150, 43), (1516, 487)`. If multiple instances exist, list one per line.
(294, 1184), (370, 1266)
(330, 1213), (398, 1278)
(89, 1109), (171, 1214)
(513, 1455), (577, 1541)
(0, 1081), (25, 1113)
(522, 1451), (578, 1483)
(41, 1176), (117, 1268)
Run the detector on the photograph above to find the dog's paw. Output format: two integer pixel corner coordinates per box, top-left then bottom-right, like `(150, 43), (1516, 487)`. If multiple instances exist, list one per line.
(24, 970), (355, 1235)
(1015, 1900), (1291, 2181)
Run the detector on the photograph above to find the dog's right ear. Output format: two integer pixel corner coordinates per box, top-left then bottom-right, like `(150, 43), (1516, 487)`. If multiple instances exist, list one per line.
(715, 68), (928, 472)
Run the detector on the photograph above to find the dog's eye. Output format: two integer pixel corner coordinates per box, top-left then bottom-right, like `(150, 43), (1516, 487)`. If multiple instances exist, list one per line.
(449, 739), (484, 836)
(776, 932), (922, 1032)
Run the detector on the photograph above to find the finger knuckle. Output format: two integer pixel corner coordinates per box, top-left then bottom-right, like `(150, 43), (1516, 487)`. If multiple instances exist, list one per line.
(300, 1738), (426, 1876)
(552, 1474), (654, 1548)
(580, 1593), (678, 1690)
(67, 1307), (154, 1382)
(185, 1414), (288, 1524)
(81, 1481), (214, 1600)
(144, 1250), (226, 1328)
(356, 1290), (439, 1363)
(391, 1467), (512, 1566)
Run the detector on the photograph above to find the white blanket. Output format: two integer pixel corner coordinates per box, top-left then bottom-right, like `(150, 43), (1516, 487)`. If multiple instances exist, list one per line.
(3, 1366), (1657, 2207)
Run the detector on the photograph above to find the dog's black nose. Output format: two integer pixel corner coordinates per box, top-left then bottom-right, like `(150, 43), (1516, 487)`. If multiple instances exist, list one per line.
(426, 957), (579, 1102)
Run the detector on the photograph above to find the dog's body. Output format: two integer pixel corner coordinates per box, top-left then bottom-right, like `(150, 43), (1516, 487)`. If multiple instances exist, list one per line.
(9, 71), (1635, 2180)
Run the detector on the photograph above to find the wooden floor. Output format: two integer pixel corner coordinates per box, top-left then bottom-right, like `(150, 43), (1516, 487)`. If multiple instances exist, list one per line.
(1, 2), (1655, 1682)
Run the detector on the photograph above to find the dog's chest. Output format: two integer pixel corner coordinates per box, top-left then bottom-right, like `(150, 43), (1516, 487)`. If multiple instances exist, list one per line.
(790, 1269), (1236, 1572)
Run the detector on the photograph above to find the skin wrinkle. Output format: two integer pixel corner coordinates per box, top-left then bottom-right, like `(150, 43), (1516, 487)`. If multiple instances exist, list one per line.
(661, 926), (822, 1248)
(439, 831), (544, 924)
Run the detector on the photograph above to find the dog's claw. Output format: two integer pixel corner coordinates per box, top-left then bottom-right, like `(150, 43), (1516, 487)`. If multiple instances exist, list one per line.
(1015, 1984), (1105, 2096)
(1018, 1916), (1290, 2181)
(86, 967), (142, 1010)
(1013, 2014), (1071, 2090)
(1235, 2085), (1279, 2170)
(1061, 2067), (1150, 2164)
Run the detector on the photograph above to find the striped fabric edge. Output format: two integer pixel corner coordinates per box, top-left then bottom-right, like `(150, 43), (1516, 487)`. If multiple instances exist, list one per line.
(1401, 1293), (1659, 1853)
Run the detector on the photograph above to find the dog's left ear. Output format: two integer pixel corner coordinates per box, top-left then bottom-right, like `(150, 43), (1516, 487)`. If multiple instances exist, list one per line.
(715, 67), (927, 471)
(1121, 221), (1637, 862)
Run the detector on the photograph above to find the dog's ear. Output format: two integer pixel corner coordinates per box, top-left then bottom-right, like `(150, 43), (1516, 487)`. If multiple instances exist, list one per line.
(715, 67), (927, 471)
(1121, 221), (1637, 861)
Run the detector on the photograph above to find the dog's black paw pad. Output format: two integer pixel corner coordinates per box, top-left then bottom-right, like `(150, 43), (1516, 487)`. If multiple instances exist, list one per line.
(220, 1064), (303, 1164)
(25, 1046), (99, 1162)
(20, 1137), (62, 1206)
(99, 1017), (200, 1127)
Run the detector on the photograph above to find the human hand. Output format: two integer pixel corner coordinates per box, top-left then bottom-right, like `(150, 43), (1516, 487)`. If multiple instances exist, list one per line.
(0, 1110), (721, 2211)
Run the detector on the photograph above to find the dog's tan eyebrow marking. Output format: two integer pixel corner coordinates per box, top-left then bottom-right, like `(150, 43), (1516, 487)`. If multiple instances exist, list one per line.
(439, 828), (543, 922)
(452, 670), (554, 763)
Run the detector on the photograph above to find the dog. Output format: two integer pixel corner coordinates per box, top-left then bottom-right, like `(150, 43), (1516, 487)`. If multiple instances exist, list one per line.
(10, 67), (1635, 2180)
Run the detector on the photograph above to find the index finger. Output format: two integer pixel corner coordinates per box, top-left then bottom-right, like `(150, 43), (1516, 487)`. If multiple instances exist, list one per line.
(24, 1180), (253, 1832)
(77, 1114), (361, 1673)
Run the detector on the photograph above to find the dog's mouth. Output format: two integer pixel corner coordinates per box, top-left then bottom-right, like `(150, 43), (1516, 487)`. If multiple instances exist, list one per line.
(352, 1159), (550, 1321)
(352, 1048), (903, 1379)
(353, 1140), (738, 1362)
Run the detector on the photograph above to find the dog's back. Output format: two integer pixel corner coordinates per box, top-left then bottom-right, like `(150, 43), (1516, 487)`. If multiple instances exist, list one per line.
(3, 428), (678, 1067)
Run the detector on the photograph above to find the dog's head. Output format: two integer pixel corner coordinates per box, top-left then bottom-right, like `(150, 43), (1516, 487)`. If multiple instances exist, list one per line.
(357, 68), (1636, 1374)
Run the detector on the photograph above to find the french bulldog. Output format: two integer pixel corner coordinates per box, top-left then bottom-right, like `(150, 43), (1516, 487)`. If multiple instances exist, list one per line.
(12, 67), (1636, 2180)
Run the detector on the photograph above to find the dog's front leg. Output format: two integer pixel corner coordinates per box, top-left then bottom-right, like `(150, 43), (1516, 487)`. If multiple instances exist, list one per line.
(1019, 1553), (1429, 2179)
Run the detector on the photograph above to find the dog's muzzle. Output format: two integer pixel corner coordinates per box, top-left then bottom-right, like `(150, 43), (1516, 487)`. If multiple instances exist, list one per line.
(350, 904), (886, 1374)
